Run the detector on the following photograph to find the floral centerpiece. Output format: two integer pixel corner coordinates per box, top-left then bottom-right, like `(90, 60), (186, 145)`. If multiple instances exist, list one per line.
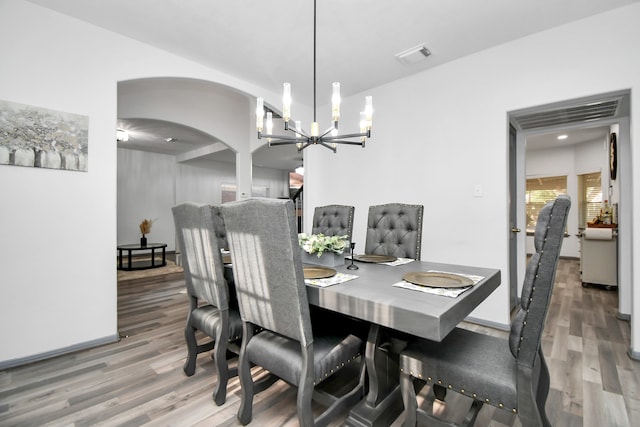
(299, 233), (349, 267)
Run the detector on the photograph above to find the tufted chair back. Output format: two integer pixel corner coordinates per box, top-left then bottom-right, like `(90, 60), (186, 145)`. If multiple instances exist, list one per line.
(365, 203), (424, 260)
(509, 195), (571, 368)
(311, 204), (354, 240)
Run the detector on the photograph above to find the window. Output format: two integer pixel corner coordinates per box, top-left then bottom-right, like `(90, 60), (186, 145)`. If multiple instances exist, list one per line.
(525, 175), (567, 232)
(577, 172), (602, 228)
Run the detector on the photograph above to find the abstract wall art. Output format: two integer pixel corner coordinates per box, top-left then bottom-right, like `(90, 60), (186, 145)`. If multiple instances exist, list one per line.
(0, 99), (89, 172)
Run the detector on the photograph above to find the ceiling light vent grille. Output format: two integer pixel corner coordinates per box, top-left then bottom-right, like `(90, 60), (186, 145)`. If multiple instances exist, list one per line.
(515, 99), (619, 130)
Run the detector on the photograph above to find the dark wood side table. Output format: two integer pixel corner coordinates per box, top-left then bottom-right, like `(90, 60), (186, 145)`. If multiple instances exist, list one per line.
(117, 243), (167, 271)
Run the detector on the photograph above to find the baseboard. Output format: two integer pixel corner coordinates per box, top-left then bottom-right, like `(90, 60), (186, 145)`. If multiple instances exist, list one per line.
(0, 333), (119, 370)
(464, 315), (510, 332)
(617, 312), (631, 321)
(628, 348), (640, 361)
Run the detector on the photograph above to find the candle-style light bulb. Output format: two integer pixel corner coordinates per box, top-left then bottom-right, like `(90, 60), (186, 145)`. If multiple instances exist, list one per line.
(256, 97), (264, 132)
(311, 122), (319, 138)
(359, 112), (367, 142)
(331, 82), (341, 122)
(282, 83), (292, 123)
(364, 96), (373, 129)
(266, 111), (273, 135)
(295, 120), (302, 138)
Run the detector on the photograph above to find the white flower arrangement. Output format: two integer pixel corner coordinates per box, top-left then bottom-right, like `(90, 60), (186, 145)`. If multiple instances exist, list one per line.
(299, 233), (349, 257)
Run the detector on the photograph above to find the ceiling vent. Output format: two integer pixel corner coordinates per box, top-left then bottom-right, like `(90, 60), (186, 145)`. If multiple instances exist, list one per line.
(514, 98), (620, 130)
(395, 44), (432, 65)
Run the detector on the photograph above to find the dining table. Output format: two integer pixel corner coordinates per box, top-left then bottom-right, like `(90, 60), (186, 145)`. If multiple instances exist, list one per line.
(303, 256), (501, 427)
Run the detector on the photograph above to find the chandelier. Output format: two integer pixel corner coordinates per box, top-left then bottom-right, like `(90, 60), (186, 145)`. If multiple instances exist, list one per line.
(255, 0), (373, 153)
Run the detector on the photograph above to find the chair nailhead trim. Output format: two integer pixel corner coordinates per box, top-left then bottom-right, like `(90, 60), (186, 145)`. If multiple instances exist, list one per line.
(406, 371), (518, 414)
(316, 353), (360, 383)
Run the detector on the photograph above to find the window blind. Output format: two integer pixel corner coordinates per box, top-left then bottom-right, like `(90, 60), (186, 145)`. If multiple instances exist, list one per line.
(525, 176), (567, 232)
(578, 172), (602, 228)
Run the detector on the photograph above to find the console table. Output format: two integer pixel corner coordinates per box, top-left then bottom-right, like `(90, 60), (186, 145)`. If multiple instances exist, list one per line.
(117, 243), (167, 271)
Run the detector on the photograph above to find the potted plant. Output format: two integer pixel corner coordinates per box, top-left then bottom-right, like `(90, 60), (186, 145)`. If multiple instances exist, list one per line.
(298, 233), (348, 267)
(139, 218), (153, 247)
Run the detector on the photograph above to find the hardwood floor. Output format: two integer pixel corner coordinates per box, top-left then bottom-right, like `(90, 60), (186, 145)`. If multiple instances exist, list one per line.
(1, 259), (638, 426)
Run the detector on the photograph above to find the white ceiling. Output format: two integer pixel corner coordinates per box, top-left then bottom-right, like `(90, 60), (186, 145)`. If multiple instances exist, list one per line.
(525, 126), (610, 151)
(27, 0), (639, 169)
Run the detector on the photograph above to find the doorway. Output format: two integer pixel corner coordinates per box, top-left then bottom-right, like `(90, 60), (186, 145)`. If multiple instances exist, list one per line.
(509, 90), (631, 319)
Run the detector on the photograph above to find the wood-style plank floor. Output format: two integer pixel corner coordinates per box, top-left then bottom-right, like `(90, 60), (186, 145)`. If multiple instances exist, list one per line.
(1, 259), (638, 426)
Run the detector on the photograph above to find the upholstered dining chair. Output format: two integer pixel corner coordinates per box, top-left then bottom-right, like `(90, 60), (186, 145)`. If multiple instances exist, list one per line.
(365, 203), (424, 260)
(220, 198), (366, 427)
(171, 202), (242, 406)
(312, 204), (355, 240)
(399, 195), (571, 427)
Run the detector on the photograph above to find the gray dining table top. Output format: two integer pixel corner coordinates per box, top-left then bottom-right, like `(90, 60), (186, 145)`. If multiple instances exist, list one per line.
(305, 259), (501, 342)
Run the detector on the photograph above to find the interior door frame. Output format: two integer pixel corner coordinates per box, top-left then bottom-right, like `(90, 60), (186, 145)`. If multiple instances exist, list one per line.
(509, 124), (528, 309)
(508, 90), (631, 320)
(508, 124), (521, 310)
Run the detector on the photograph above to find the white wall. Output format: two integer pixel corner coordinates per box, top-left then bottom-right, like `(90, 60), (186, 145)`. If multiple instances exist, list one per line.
(305, 3), (640, 344)
(525, 139), (609, 257)
(117, 149), (177, 248)
(0, 0), (278, 367)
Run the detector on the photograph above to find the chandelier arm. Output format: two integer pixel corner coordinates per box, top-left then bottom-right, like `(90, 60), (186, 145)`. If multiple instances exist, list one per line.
(263, 135), (305, 143)
(315, 140), (338, 153)
(323, 139), (366, 147)
(268, 140), (302, 146)
(297, 141), (336, 153)
(321, 131), (370, 140)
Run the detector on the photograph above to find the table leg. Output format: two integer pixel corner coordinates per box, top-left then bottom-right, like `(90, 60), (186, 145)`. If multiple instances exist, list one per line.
(127, 250), (132, 270)
(118, 249), (123, 270)
(162, 247), (166, 266)
(151, 248), (156, 267)
(346, 324), (405, 427)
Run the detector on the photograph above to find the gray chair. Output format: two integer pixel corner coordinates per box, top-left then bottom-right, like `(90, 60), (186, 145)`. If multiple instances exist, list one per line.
(220, 198), (366, 426)
(171, 202), (242, 406)
(399, 195), (571, 427)
(312, 204), (355, 240)
(365, 203), (424, 260)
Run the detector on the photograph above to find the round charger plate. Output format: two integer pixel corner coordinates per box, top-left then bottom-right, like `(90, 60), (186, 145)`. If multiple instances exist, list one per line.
(402, 271), (474, 288)
(304, 266), (337, 279)
(353, 254), (397, 263)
